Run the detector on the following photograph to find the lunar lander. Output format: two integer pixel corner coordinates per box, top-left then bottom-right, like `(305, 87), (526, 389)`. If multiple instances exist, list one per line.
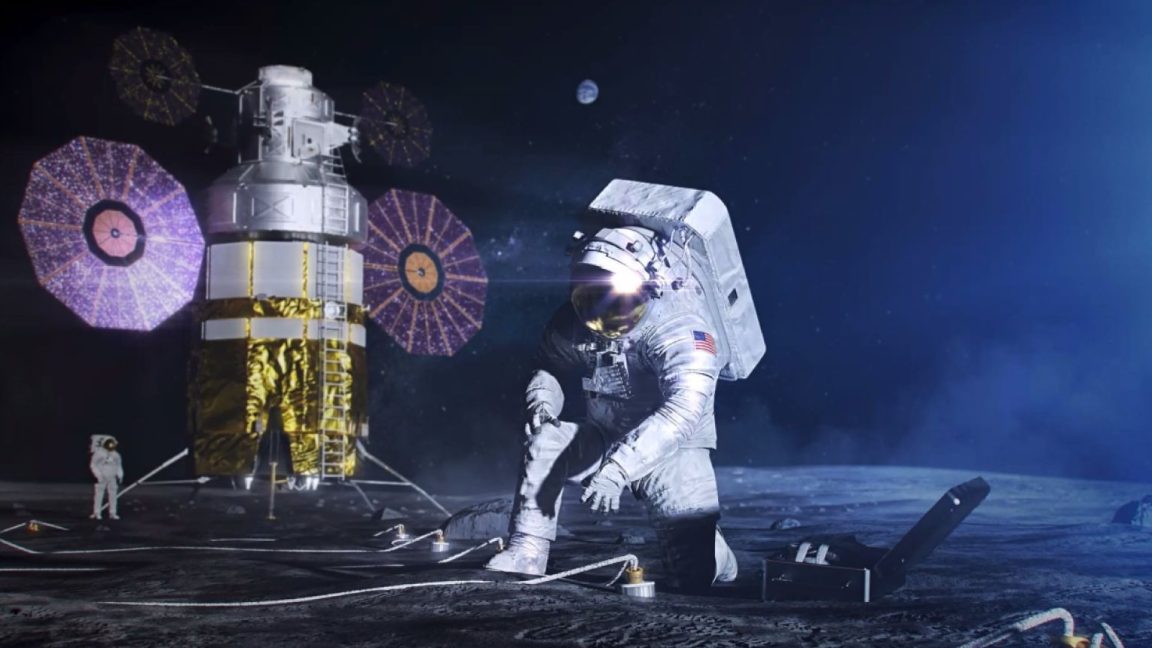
(17, 27), (487, 495)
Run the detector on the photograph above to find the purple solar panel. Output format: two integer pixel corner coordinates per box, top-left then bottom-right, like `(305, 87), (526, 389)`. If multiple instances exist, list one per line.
(360, 82), (432, 168)
(18, 137), (204, 331)
(363, 189), (487, 356)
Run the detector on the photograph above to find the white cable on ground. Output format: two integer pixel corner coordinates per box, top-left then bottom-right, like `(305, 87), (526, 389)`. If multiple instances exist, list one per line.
(2, 516), (69, 532)
(52, 545), (377, 556)
(1094, 623), (1125, 648)
(0, 538), (39, 555)
(29, 520), (69, 531)
(521, 554), (638, 588)
(138, 478), (210, 486)
(356, 441), (451, 518)
(101, 579), (495, 608)
(100, 553), (641, 608)
(377, 529), (440, 553)
(957, 608), (1076, 648)
(2, 529), (442, 557)
(956, 608), (1129, 648)
(209, 538), (276, 543)
(0, 567), (107, 573)
(373, 524), (404, 538)
(437, 538), (503, 564)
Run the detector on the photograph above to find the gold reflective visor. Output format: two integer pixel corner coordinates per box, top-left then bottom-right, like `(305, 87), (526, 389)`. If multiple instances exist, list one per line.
(571, 281), (650, 339)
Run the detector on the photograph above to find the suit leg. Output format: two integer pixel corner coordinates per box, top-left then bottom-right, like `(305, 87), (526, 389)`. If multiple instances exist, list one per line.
(509, 420), (605, 541)
(633, 448), (735, 591)
(107, 479), (120, 518)
(92, 482), (104, 519)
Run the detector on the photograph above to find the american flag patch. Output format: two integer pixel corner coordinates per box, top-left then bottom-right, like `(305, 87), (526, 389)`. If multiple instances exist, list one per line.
(692, 330), (717, 355)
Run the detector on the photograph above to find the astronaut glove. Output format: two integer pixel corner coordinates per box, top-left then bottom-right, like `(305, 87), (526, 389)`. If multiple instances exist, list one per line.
(527, 402), (560, 434)
(580, 461), (629, 514)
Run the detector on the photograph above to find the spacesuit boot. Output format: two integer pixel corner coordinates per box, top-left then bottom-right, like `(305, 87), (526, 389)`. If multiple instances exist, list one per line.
(485, 532), (550, 576)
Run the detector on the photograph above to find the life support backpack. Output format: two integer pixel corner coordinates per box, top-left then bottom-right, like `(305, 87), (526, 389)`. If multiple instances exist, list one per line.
(587, 179), (765, 381)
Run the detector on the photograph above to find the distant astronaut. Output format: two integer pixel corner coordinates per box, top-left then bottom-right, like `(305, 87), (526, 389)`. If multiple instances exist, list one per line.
(89, 435), (123, 520)
(486, 193), (762, 590)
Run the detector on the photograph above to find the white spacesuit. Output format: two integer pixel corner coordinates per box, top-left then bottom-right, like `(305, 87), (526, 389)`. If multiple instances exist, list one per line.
(89, 435), (123, 520)
(486, 223), (741, 591)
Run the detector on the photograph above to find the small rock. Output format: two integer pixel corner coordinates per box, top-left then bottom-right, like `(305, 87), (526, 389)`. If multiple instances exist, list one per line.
(11, 503), (25, 511)
(595, 519), (615, 527)
(225, 505), (246, 516)
(771, 518), (802, 530)
(616, 529), (651, 545)
(441, 498), (512, 540)
(373, 508), (405, 521)
(1112, 495), (1152, 528)
(315, 499), (325, 509)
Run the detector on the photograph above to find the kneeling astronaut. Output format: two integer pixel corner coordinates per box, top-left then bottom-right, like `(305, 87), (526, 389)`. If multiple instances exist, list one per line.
(486, 180), (765, 591)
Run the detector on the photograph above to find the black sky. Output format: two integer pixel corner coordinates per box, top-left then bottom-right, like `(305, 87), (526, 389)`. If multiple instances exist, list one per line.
(2, 1), (1151, 489)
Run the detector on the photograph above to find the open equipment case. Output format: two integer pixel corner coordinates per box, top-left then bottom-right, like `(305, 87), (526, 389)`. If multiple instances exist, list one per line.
(762, 477), (991, 603)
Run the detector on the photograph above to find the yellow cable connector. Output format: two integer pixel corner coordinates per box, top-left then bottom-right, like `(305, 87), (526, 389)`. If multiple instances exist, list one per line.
(625, 566), (645, 585)
(26, 521), (40, 533)
(1054, 636), (1090, 648)
(620, 563), (656, 599)
(431, 529), (450, 553)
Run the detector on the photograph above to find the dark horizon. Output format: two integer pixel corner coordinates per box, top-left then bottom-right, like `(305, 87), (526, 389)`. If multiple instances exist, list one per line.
(2, 0), (1151, 492)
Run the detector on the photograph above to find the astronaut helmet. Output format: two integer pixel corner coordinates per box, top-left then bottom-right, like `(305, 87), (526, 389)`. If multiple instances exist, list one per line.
(90, 434), (118, 453)
(569, 226), (667, 338)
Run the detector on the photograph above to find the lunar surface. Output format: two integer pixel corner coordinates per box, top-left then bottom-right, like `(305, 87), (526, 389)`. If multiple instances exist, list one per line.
(0, 466), (1148, 647)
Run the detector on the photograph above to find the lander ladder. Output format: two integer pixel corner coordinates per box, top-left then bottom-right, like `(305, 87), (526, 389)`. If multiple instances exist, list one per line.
(317, 150), (352, 480)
